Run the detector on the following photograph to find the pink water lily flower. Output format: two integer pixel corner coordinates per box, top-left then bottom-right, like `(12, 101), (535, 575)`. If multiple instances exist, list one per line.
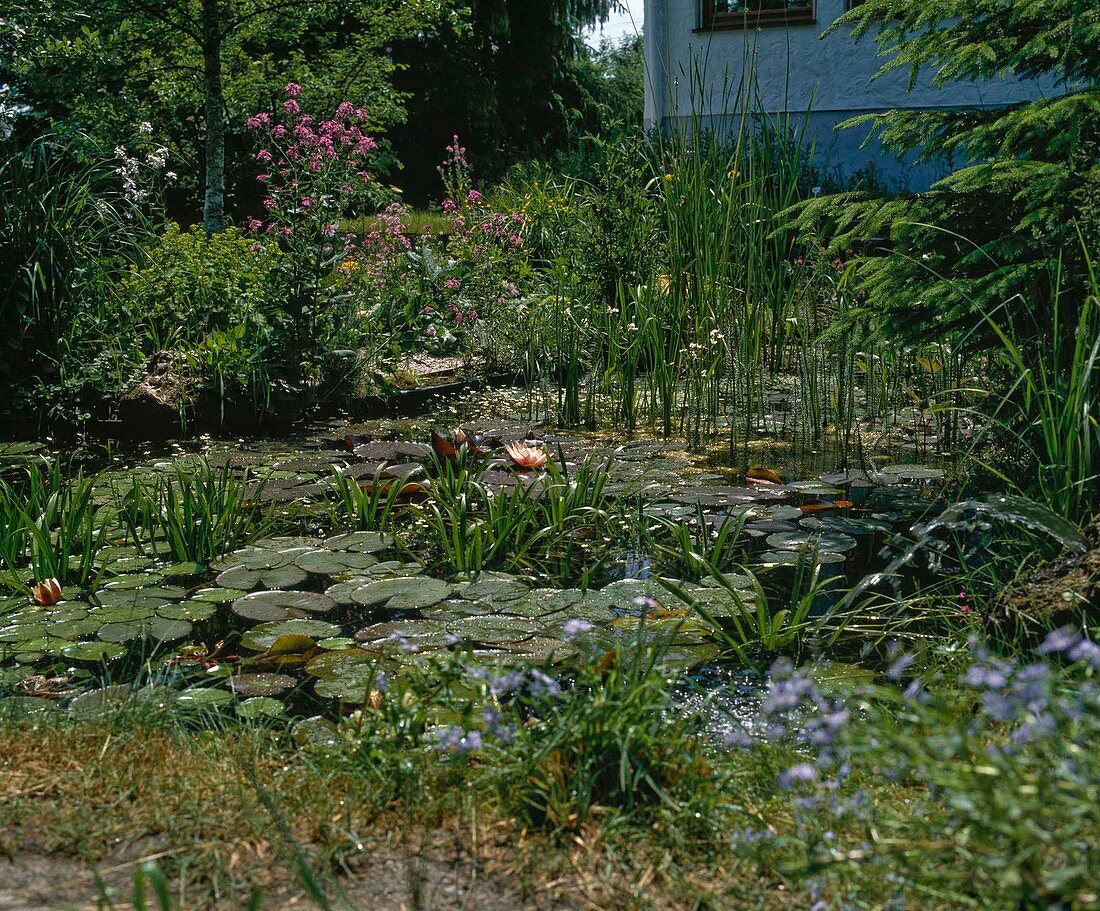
(504, 441), (548, 470)
(31, 578), (63, 607)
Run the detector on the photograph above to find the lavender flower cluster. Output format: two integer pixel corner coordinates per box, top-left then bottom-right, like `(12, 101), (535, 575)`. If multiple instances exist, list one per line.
(428, 664), (565, 754)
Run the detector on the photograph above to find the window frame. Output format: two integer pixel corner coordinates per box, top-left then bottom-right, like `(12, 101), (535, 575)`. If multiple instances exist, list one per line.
(696, 0), (817, 32)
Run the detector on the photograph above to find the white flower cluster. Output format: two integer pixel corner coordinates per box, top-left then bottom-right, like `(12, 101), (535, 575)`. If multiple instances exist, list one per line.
(113, 131), (173, 203)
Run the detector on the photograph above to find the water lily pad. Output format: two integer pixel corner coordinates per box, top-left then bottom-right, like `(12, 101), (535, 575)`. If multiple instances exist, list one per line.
(232, 591), (336, 623)
(157, 601), (217, 621)
(105, 556), (157, 574)
(68, 684), (133, 717)
(292, 715), (338, 747)
(367, 560), (425, 578)
(782, 481), (844, 497)
(756, 550), (847, 566)
(454, 573), (529, 604)
(61, 641), (126, 662)
(98, 617), (192, 643)
(44, 605), (90, 622)
(240, 619), (343, 651)
(93, 590), (172, 611)
(351, 576), (453, 611)
(355, 619), (453, 650)
(46, 618), (101, 639)
(324, 578), (370, 605)
(216, 563), (308, 591)
(237, 696), (285, 719)
(762, 505), (804, 521)
(91, 603), (158, 623)
(229, 673), (296, 697)
(294, 549), (379, 575)
(176, 687), (234, 708)
(876, 464), (945, 482)
(161, 562), (204, 578)
(765, 530), (858, 553)
(191, 587), (246, 603)
(324, 531), (393, 553)
(103, 572), (164, 591)
(801, 516), (893, 536)
(444, 614), (546, 646)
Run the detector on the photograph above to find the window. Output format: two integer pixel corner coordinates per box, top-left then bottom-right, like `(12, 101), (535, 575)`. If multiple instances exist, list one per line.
(698, 0), (816, 31)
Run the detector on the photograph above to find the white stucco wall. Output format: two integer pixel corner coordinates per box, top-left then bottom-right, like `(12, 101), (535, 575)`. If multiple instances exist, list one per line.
(644, 0), (1057, 187)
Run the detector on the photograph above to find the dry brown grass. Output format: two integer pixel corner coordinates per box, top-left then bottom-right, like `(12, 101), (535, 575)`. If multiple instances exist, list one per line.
(0, 719), (804, 910)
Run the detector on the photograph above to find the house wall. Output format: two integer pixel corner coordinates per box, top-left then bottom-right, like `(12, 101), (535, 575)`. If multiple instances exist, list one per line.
(643, 0), (1056, 188)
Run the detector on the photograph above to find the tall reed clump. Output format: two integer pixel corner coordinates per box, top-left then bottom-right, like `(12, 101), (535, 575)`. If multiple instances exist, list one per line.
(415, 450), (614, 578)
(0, 461), (114, 590)
(116, 461), (273, 566)
(980, 248), (1099, 524)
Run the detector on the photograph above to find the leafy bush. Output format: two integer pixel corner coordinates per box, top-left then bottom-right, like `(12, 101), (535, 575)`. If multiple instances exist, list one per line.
(0, 136), (155, 417)
(122, 223), (285, 348)
(121, 223), (286, 402)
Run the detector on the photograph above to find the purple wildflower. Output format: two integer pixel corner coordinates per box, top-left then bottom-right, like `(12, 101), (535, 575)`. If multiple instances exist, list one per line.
(562, 619), (593, 638)
(778, 762), (817, 789)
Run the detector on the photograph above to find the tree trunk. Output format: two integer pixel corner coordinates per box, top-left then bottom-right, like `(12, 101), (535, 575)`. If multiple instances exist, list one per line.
(201, 0), (225, 233)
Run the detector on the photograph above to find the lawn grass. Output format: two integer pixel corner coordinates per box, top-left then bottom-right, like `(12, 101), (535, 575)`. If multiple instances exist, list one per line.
(4, 619), (1095, 911)
(0, 712), (812, 910)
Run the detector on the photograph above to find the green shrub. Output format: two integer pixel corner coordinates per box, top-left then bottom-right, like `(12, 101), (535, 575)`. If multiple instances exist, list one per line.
(122, 223), (285, 351)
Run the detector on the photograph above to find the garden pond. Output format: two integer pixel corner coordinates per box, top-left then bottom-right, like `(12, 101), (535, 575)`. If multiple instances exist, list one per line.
(0, 384), (951, 733)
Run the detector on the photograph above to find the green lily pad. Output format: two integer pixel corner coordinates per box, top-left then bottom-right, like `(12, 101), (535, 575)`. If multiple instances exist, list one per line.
(324, 578), (371, 605)
(324, 531), (393, 553)
(355, 619), (453, 650)
(292, 715), (338, 747)
(232, 591), (337, 623)
(237, 696), (285, 719)
(443, 614), (546, 646)
(351, 576), (453, 611)
(229, 673), (296, 697)
(756, 550), (847, 566)
(44, 606), (90, 622)
(801, 516), (892, 536)
(68, 684), (133, 717)
(782, 481), (845, 497)
(191, 587), (246, 603)
(216, 563), (308, 591)
(240, 619), (343, 651)
(294, 549), (379, 575)
(97, 617), (192, 644)
(176, 687), (234, 708)
(765, 530), (858, 553)
(46, 618), (101, 639)
(61, 641), (126, 662)
(454, 573), (530, 604)
(103, 573), (163, 591)
(157, 601), (217, 621)
(91, 603), (158, 623)
(877, 464), (945, 482)
(367, 560), (425, 578)
(161, 562), (204, 578)
(92, 590), (171, 610)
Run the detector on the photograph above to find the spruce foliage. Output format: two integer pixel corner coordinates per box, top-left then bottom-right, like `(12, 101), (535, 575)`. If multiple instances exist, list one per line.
(792, 0), (1099, 345)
